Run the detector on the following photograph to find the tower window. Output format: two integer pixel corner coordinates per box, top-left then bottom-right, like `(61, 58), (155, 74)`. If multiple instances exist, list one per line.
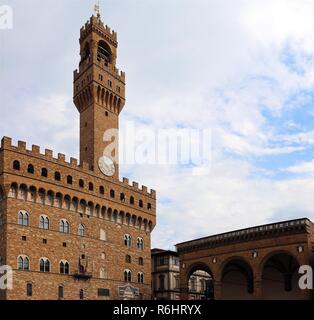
(130, 196), (135, 205)
(139, 200), (144, 208)
(108, 80), (112, 87)
(97, 40), (112, 63)
(105, 111), (109, 117)
(27, 164), (34, 174)
(110, 189), (115, 198)
(67, 175), (73, 185)
(89, 182), (94, 191)
(41, 168), (48, 177)
(147, 203), (152, 211)
(99, 186), (105, 195)
(13, 160), (20, 170)
(55, 172), (61, 181)
(120, 193), (125, 202)
(138, 257), (144, 266)
(79, 179), (84, 188)
(99, 74), (103, 81)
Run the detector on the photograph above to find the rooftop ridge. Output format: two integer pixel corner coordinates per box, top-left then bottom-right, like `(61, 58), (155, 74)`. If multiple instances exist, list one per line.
(176, 217), (311, 252)
(1, 136), (156, 198)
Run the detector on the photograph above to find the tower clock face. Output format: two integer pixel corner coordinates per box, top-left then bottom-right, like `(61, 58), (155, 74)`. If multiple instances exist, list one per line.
(98, 156), (115, 177)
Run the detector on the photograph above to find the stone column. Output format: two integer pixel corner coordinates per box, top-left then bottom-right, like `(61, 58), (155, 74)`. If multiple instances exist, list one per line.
(214, 280), (222, 300)
(253, 280), (262, 300)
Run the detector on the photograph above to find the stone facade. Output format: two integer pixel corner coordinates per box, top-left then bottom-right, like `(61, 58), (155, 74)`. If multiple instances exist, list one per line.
(0, 13), (156, 300)
(176, 218), (314, 300)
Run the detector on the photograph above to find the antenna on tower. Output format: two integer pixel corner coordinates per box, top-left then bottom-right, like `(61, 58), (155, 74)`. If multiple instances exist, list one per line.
(94, 0), (101, 17)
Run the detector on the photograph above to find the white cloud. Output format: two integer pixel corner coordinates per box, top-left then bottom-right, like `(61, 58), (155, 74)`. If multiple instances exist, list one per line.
(285, 159), (314, 175)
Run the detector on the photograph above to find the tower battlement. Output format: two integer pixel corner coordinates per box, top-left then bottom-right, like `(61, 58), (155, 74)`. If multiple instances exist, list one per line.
(0, 136), (156, 199)
(80, 15), (117, 44)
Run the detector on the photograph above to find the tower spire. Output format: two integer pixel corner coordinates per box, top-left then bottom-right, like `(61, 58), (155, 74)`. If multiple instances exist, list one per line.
(94, 0), (100, 17)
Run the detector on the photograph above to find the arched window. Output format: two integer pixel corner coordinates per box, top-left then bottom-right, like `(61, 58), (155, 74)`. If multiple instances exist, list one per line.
(58, 286), (64, 300)
(120, 193), (125, 202)
(27, 164), (34, 174)
(41, 168), (48, 178)
(89, 182), (94, 191)
(18, 210), (29, 226)
(18, 256), (29, 270)
(39, 258), (50, 272)
(26, 283), (33, 297)
(137, 237), (144, 250)
(67, 175), (73, 185)
(137, 272), (144, 284)
(78, 224), (85, 237)
(59, 219), (70, 233)
(97, 40), (112, 63)
(110, 189), (115, 198)
(124, 270), (132, 282)
(126, 255), (131, 264)
(39, 215), (49, 230)
(130, 196), (135, 205)
(138, 257), (144, 266)
(124, 234), (131, 248)
(79, 179), (84, 188)
(139, 200), (143, 208)
(147, 203), (152, 211)
(13, 160), (20, 170)
(54, 172), (61, 181)
(99, 186), (105, 195)
(60, 261), (69, 274)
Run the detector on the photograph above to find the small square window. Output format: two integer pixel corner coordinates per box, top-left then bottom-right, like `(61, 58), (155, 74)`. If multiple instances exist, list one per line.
(63, 242), (67, 247)
(43, 239), (47, 244)
(21, 236), (27, 241)
(81, 255), (85, 260)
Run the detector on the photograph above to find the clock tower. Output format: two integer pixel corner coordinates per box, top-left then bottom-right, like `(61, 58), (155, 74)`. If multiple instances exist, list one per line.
(73, 12), (125, 179)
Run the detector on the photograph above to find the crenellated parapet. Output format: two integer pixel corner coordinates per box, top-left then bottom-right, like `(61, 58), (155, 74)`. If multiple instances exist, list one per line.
(0, 137), (156, 201)
(80, 15), (117, 45)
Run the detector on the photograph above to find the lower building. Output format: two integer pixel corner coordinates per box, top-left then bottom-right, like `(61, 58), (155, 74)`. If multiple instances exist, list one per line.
(176, 218), (314, 300)
(151, 249), (212, 300)
(151, 249), (181, 300)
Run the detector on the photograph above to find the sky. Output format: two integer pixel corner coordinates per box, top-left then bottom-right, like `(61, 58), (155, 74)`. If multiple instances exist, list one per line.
(1, 0), (314, 250)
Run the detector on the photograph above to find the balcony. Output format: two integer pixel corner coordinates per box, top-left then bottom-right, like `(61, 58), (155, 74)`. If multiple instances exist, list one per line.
(72, 270), (92, 280)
